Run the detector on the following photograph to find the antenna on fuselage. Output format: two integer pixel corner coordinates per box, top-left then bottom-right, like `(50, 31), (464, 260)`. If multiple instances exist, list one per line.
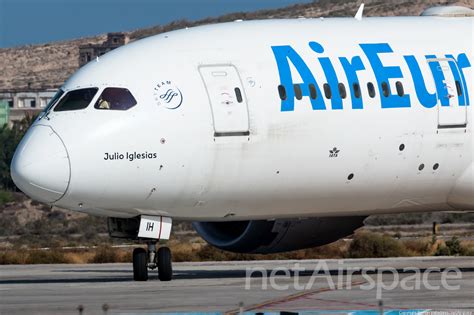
(355, 3), (364, 21)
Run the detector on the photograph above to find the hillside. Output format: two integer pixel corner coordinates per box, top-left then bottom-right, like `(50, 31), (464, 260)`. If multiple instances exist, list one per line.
(0, 0), (471, 91)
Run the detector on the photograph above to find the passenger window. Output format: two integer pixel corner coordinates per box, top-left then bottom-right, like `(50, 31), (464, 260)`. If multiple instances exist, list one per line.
(353, 83), (361, 99)
(309, 84), (317, 99)
(395, 81), (404, 97)
(381, 82), (390, 97)
(234, 87), (243, 103)
(54, 88), (98, 112)
(323, 83), (332, 99)
(278, 85), (287, 101)
(338, 83), (347, 99)
(95, 88), (137, 110)
(455, 81), (463, 96)
(294, 84), (303, 100)
(367, 82), (376, 98)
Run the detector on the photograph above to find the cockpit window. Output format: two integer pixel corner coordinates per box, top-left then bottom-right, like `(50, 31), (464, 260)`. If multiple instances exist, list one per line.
(39, 89), (65, 119)
(43, 89), (64, 113)
(94, 88), (137, 110)
(54, 88), (98, 112)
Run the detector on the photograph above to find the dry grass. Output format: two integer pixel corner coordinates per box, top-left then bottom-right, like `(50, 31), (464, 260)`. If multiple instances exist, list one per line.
(0, 247), (130, 265)
(461, 240), (474, 256)
(0, 232), (472, 265)
(63, 251), (95, 264)
(347, 231), (408, 258)
(404, 237), (440, 256)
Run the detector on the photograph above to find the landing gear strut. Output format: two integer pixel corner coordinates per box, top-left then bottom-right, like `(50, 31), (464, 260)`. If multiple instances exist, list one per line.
(132, 243), (173, 281)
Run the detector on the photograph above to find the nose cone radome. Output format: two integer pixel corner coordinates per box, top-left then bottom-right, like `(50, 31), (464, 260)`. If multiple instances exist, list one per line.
(11, 125), (70, 204)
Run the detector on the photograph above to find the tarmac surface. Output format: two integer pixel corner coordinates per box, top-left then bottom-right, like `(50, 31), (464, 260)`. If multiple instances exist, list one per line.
(0, 257), (473, 314)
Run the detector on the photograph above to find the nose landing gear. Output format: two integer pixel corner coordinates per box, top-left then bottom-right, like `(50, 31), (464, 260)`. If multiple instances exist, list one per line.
(108, 215), (173, 282)
(133, 242), (173, 281)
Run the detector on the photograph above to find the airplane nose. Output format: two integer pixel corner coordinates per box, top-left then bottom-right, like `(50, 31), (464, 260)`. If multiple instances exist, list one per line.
(11, 125), (70, 204)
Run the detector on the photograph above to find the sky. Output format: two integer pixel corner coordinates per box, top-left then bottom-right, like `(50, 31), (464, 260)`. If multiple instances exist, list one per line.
(0, 0), (311, 48)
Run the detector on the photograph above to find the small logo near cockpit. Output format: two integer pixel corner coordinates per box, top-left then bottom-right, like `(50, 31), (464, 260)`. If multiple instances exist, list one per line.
(329, 147), (340, 158)
(153, 81), (183, 110)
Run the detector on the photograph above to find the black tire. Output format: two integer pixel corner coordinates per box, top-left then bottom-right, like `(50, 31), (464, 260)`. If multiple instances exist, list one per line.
(133, 248), (148, 281)
(157, 247), (173, 281)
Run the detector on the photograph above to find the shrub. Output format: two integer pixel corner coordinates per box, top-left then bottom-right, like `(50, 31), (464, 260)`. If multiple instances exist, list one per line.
(89, 246), (118, 263)
(196, 244), (231, 261)
(434, 245), (450, 256)
(462, 247), (474, 256)
(347, 231), (408, 258)
(404, 238), (432, 256)
(0, 190), (14, 205)
(0, 250), (28, 264)
(0, 215), (21, 236)
(25, 250), (68, 264)
(0, 115), (37, 190)
(435, 237), (466, 256)
(445, 237), (463, 255)
(365, 213), (425, 226)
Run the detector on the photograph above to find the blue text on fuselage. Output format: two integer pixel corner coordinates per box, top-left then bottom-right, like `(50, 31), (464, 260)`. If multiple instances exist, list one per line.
(272, 42), (471, 112)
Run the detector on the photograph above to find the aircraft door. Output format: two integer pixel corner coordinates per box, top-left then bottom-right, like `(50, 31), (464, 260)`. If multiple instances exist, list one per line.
(427, 58), (467, 128)
(199, 65), (250, 136)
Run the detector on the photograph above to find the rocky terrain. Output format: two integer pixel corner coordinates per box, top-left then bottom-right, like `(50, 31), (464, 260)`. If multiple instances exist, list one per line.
(0, 0), (471, 91)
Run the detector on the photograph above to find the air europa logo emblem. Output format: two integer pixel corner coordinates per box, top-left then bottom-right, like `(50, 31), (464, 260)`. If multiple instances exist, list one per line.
(329, 147), (340, 158)
(153, 80), (183, 109)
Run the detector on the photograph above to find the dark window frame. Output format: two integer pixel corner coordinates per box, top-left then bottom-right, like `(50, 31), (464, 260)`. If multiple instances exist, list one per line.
(278, 85), (287, 101)
(395, 81), (404, 97)
(43, 89), (64, 112)
(234, 87), (243, 103)
(309, 83), (317, 100)
(294, 84), (303, 100)
(367, 82), (376, 98)
(353, 83), (361, 99)
(323, 83), (332, 99)
(381, 82), (390, 97)
(94, 87), (137, 111)
(455, 80), (463, 96)
(338, 83), (347, 99)
(53, 88), (98, 112)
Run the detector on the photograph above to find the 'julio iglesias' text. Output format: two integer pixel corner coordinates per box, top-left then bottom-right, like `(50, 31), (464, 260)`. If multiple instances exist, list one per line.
(104, 151), (158, 162)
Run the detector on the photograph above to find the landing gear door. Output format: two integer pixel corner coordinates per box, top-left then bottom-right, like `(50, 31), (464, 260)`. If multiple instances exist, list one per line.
(427, 58), (467, 129)
(199, 65), (250, 137)
(138, 215), (172, 240)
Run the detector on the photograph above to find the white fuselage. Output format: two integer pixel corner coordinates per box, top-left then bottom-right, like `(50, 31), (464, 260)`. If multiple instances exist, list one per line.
(11, 17), (474, 221)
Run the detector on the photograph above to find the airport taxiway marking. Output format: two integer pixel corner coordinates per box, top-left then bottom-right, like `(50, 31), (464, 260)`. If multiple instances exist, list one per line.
(226, 280), (369, 314)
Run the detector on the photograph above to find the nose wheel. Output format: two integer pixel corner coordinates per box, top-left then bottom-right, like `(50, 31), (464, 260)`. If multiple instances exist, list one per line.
(133, 248), (148, 281)
(132, 244), (173, 281)
(157, 247), (172, 281)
